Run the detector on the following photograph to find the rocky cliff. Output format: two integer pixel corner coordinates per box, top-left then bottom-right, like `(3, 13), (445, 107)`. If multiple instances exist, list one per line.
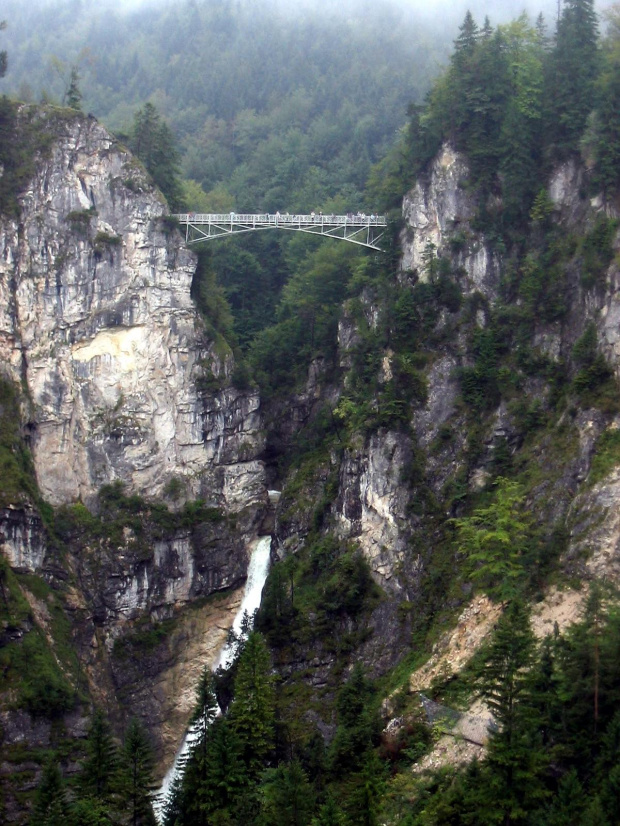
(0, 107), (270, 820)
(4, 109), (620, 822)
(0, 107), (265, 513)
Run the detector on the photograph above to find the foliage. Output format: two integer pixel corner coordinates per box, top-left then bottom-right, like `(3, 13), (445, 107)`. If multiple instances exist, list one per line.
(229, 632), (276, 777)
(66, 66), (82, 111)
(0, 19), (6, 79)
(451, 477), (533, 601)
(129, 102), (184, 211)
(589, 427), (620, 485)
(0, 101), (80, 217)
(571, 321), (619, 410)
(77, 708), (120, 805)
(119, 718), (157, 826)
(29, 756), (70, 826)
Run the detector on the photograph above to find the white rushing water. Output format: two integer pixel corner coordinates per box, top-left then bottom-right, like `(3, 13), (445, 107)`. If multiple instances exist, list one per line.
(154, 534), (272, 821)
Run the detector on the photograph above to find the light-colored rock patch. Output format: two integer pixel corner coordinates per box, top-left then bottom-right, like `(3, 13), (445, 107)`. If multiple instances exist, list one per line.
(155, 588), (243, 774)
(409, 596), (502, 692)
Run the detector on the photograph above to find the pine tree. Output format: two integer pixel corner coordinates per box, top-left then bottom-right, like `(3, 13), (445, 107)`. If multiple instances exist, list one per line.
(191, 667), (219, 741)
(179, 668), (220, 826)
(203, 718), (247, 814)
(530, 769), (586, 825)
(161, 774), (185, 826)
(0, 21), (7, 79)
(328, 664), (381, 777)
(477, 600), (549, 823)
(259, 760), (315, 826)
(77, 708), (120, 806)
(30, 757), (70, 826)
(229, 631), (276, 777)
(310, 794), (346, 826)
(120, 718), (157, 826)
(65, 66), (82, 111)
(548, 0), (600, 155)
(451, 477), (532, 601)
(130, 103), (185, 211)
(593, 54), (620, 193)
(498, 16), (545, 222)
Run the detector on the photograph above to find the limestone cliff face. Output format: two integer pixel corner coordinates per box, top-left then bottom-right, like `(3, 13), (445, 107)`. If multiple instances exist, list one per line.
(400, 141), (620, 587)
(0, 109), (270, 815)
(0, 108), (265, 514)
(400, 143), (501, 297)
(0, 505), (46, 572)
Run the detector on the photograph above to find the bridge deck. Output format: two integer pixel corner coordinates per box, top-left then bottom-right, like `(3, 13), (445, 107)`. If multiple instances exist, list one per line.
(173, 212), (388, 250)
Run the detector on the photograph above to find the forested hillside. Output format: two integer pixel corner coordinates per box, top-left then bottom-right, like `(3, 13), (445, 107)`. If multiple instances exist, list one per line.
(0, 0), (451, 353)
(4, 1), (620, 825)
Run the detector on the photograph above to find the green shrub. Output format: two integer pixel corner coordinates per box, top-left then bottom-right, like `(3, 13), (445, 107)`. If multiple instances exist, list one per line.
(579, 216), (618, 289)
(589, 429), (620, 485)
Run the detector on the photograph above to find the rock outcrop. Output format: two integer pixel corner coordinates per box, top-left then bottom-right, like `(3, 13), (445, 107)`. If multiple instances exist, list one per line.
(0, 108), (265, 513)
(0, 108), (270, 816)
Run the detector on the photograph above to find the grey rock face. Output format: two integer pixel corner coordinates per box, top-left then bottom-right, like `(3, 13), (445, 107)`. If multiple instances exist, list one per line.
(0, 111), (265, 511)
(333, 431), (412, 590)
(400, 143), (500, 298)
(0, 506), (46, 572)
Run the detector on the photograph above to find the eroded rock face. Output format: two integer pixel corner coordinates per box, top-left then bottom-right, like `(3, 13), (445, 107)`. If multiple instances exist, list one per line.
(400, 143), (500, 298)
(0, 506), (46, 572)
(333, 431), (411, 590)
(0, 110), (265, 510)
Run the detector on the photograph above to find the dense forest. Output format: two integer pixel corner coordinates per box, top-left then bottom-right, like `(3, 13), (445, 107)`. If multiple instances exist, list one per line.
(4, 0), (620, 824)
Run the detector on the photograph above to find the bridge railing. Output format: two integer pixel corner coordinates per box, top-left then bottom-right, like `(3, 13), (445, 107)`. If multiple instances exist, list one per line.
(175, 213), (387, 225)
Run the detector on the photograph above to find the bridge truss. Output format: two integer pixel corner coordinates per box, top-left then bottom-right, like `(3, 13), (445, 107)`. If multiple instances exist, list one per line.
(173, 213), (388, 251)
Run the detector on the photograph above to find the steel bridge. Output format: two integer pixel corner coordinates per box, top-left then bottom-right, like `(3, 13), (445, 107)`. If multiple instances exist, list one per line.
(173, 212), (388, 251)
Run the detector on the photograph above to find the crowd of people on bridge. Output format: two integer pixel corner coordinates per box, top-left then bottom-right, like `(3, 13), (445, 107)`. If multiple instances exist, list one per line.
(185, 211), (382, 223)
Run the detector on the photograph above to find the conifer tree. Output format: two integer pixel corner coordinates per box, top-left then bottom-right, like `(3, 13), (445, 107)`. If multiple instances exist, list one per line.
(65, 67), (82, 111)
(203, 718), (247, 815)
(452, 477), (532, 601)
(328, 664), (381, 777)
(310, 795), (346, 826)
(0, 21), (7, 79)
(529, 769), (585, 825)
(78, 707), (120, 807)
(258, 760), (315, 826)
(130, 103), (184, 211)
(229, 631), (276, 777)
(30, 757), (70, 826)
(548, 0), (600, 155)
(178, 668), (220, 826)
(593, 54), (620, 193)
(476, 600), (548, 823)
(120, 718), (157, 826)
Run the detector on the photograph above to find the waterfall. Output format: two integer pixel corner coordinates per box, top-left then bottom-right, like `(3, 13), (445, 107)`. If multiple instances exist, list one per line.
(154, 534), (272, 822)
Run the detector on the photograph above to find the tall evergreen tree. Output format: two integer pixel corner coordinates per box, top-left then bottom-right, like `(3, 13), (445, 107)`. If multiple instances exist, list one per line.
(328, 664), (381, 777)
(120, 718), (157, 826)
(258, 760), (315, 826)
(476, 600), (549, 824)
(130, 103), (184, 211)
(229, 631), (276, 777)
(0, 21), (7, 79)
(451, 477), (532, 601)
(178, 668), (220, 826)
(498, 16), (545, 221)
(77, 707), (120, 807)
(593, 52), (620, 193)
(65, 66), (82, 111)
(30, 757), (70, 826)
(548, 0), (600, 155)
(310, 794), (346, 826)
